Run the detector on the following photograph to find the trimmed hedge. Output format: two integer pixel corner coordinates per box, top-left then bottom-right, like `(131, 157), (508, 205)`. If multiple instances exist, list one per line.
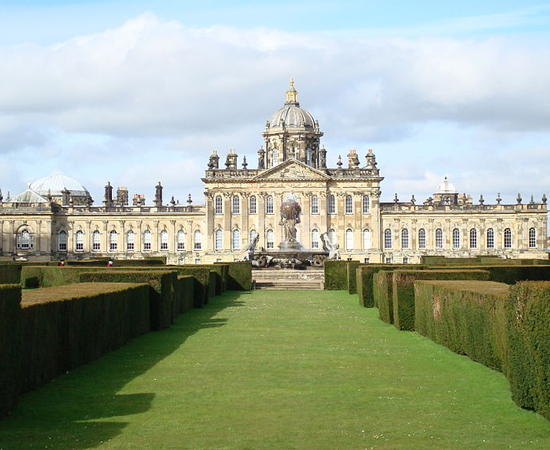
(177, 276), (195, 313)
(414, 280), (510, 371)
(373, 271), (395, 324)
(0, 285), (22, 418)
(357, 265), (425, 308)
(20, 283), (150, 394)
(324, 260), (349, 290)
(79, 271), (177, 331)
(21, 266), (82, 288)
(224, 261), (252, 291)
(0, 265), (22, 284)
(346, 261), (361, 294)
(504, 281), (550, 420)
(392, 270), (491, 331)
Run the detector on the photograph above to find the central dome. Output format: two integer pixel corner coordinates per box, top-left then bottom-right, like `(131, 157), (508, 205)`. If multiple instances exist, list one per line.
(266, 78), (316, 130)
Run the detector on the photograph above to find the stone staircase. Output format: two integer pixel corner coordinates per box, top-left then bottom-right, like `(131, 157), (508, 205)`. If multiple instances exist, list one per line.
(252, 268), (325, 290)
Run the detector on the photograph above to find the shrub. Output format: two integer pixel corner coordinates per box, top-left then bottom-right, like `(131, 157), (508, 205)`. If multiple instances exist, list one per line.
(0, 284), (22, 418)
(414, 280), (509, 371)
(392, 270), (490, 331)
(0, 265), (22, 284)
(224, 262), (252, 291)
(324, 260), (349, 290)
(373, 271), (395, 324)
(504, 281), (550, 420)
(177, 276), (195, 313)
(346, 261), (361, 294)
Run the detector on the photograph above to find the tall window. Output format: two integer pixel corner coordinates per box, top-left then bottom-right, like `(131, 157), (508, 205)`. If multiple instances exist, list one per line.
(17, 229), (33, 250)
(362, 195), (370, 214)
(362, 229), (371, 249)
(75, 230), (84, 251)
(401, 228), (409, 249)
(214, 195), (222, 214)
(345, 195), (353, 214)
(384, 229), (392, 249)
(177, 230), (185, 251)
(435, 228), (443, 249)
(160, 230), (168, 251)
(328, 195), (336, 214)
(232, 229), (241, 250)
(345, 229), (354, 250)
(311, 229), (319, 249)
(266, 195), (274, 214)
(452, 228), (460, 249)
(272, 149), (278, 166)
(418, 228), (426, 249)
(311, 195), (319, 214)
(232, 195), (240, 214)
(529, 227), (537, 248)
(126, 230), (135, 251)
(215, 229), (223, 250)
(109, 230), (118, 251)
(266, 229), (274, 249)
(58, 230), (67, 251)
(504, 228), (512, 249)
(249, 196), (257, 214)
(487, 228), (495, 249)
(306, 148), (313, 165)
(194, 230), (202, 250)
(143, 230), (151, 251)
(92, 230), (101, 251)
(470, 228), (478, 249)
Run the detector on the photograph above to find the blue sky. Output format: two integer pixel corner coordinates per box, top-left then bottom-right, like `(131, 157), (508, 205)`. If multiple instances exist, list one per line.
(0, 0), (549, 210)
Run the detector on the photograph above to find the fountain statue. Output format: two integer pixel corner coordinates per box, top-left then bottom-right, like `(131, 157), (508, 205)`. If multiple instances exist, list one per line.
(241, 233), (259, 261)
(279, 194), (303, 251)
(321, 232), (341, 260)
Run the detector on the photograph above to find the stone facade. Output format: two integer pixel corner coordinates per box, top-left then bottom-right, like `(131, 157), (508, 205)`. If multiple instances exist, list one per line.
(0, 80), (547, 263)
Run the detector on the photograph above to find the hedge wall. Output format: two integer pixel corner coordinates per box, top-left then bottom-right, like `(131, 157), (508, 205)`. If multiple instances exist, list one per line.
(346, 261), (361, 294)
(324, 260), (349, 290)
(0, 264), (22, 284)
(504, 281), (550, 420)
(414, 280), (510, 371)
(373, 271), (395, 324)
(79, 271), (177, 331)
(21, 266), (82, 288)
(0, 284), (22, 419)
(20, 283), (150, 394)
(224, 261), (252, 291)
(177, 276), (195, 313)
(357, 265), (425, 308)
(392, 270), (491, 331)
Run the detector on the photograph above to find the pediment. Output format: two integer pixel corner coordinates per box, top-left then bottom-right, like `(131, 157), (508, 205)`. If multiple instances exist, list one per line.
(254, 159), (330, 181)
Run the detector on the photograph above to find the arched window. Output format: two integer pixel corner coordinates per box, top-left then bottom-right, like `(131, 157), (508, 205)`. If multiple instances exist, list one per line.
(401, 228), (409, 249)
(143, 230), (151, 251)
(232, 195), (240, 214)
(58, 230), (67, 251)
(17, 229), (34, 250)
(435, 228), (443, 249)
(215, 229), (223, 250)
(92, 230), (101, 251)
(232, 229), (241, 250)
(362, 195), (370, 214)
(345, 195), (353, 214)
(487, 228), (495, 249)
(266, 195), (274, 214)
(194, 230), (202, 250)
(384, 229), (392, 249)
(214, 195), (223, 214)
(418, 228), (426, 249)
(311, 195), (319, 214)
(529, 227), (537, 248)
(362, 229), (371, 250)
(160, 230), (168, 251)
(328, 195), (336, 214)
(266, 229), (274, 249)
(345, 229), (354, 250)
(470, 229), (478, 249)
(504, 228), (512, 249)
(109, 230), (118, 251)
(249, 229), (257, 243)
(452, 228), (460, 249)
(328, 228), (337, 245)
(126, 230), (135, 251)
(75, 230), (84, 251)
(311, 229), (319, 249)
(249, 196), (257, 214)
(177, 230), (185, 251)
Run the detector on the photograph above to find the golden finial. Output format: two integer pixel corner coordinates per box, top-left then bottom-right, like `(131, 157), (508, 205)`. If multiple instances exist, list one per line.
(285, 78), (298, 104)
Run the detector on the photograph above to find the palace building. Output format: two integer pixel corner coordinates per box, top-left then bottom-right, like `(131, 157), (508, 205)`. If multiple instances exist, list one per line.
(0, 80), (547, 264)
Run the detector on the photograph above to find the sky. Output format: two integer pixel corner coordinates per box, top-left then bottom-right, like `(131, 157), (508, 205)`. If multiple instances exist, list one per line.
(0, 0), (549, 210)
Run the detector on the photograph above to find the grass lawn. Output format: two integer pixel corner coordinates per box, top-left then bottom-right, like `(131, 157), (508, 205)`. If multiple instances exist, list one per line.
(1, 290), (550, 449)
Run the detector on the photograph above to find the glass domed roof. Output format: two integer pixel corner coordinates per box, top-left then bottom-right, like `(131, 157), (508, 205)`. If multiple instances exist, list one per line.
(30, 174), (90, 197)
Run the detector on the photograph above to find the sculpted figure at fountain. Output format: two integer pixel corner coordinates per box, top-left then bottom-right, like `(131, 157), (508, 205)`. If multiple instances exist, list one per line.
(279, 194), (303, 250)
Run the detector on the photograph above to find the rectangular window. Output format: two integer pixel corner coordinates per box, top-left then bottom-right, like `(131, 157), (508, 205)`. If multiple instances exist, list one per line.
(345, 195), (353, 214)
(127, 232), (135, 251)
(266, 196), (274, 215)
(328, 195), (336, 214)
(311, 195), (319, 214)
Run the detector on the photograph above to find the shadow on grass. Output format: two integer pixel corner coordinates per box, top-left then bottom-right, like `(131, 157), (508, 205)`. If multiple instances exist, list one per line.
(0, 291), (248, 450)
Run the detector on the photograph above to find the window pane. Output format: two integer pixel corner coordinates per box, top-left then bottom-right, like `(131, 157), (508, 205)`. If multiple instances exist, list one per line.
(328, 195), (336, 214)
(362, 195), (370, 214)
(418, 229), (426, 249)
(249, 196), (257, 214)
(345, 195), (353, 214)
(487, 228), (495, 249)
(384, 229), (392, 249)
(345, 229), (354, 250)
(127, 231), (134, 251)
(401, 229), (409, 249)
